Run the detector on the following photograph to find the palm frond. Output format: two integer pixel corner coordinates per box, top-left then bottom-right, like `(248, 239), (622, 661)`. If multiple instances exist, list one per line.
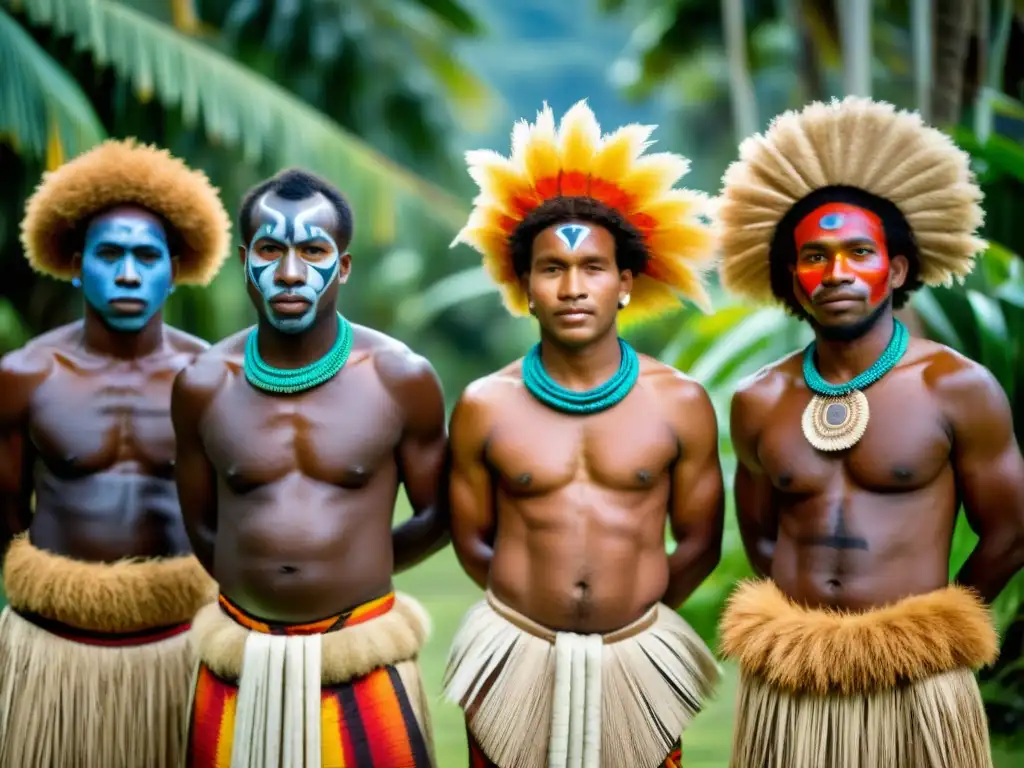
(0, 5), (105, 165)
(9, 0), (468, 236)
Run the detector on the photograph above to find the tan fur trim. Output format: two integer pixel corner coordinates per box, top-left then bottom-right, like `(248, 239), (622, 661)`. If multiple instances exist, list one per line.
(0, 606), (195, 768)
(720, 579), (999, 696)
(2, 535), (216, 633)
(717, 97), (986, 304)
(191, 593), (431, 685)
(20, 138), (232, 285)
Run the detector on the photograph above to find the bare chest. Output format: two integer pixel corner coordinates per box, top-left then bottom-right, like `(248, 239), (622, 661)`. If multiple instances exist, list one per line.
(201, 370), (403, 492)
(487, 394), (679, 495)
(29, 364), (180, 475)
(758, 380), (951, 494)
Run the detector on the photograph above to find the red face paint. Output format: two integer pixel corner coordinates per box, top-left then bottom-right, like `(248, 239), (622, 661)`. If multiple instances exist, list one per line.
(793, 203), (890, 305)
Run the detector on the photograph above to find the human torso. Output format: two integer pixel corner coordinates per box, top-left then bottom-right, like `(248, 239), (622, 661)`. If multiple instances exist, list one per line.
(483, 359), (681, 633)
(26, 323), (201, 561)
(199, 328), (405, 623)
(753, 341), (960, 610)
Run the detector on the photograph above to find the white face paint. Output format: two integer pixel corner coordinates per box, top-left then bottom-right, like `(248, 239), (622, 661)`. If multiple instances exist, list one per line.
(554, 223), (592, 251)
(247, 193), (341, 334)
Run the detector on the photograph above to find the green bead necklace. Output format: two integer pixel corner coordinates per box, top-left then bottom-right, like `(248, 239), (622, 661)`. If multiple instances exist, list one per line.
(800, 318), (910, 451)
(522, 338), (640, 414)
(244, 312), (353, 395)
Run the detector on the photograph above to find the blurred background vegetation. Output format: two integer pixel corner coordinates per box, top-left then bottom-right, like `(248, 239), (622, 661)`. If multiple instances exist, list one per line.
(1, 0), (1023, 764)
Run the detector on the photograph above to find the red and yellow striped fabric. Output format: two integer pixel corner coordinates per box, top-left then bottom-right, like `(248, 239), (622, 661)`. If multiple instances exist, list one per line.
(466, 725), (684, 767)
(187, 593), (432, 768)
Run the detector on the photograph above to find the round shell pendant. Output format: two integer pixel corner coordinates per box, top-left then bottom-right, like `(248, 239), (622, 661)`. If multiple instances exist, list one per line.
(801, 389), (870, 452)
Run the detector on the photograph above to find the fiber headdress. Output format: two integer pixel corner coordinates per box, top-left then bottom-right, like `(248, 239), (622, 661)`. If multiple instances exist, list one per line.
(718, 96), (986, 304)
(452, 99), (718, 324)
(21, 138), (232, 286)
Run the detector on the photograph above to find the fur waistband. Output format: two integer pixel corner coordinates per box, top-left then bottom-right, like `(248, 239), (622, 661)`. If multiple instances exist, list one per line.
(485, 591), (659, 644)
(2, 534), (215, 634)
(719, 579), (999, 696)
(191, 592), (431, 686)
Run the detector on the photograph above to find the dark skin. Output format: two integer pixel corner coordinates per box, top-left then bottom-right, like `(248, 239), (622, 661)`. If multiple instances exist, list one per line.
(171, 190), (448, 623)
(732, 204), (1024, 609)
(448, 220), (724, 633)
(0, 205), (205, 561)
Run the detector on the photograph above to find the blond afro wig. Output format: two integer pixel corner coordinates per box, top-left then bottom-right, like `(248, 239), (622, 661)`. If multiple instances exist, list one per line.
(718, 96), (986, 305)
(20, 138), (232, 286)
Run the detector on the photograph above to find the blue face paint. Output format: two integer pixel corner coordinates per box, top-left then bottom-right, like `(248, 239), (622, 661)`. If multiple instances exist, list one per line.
(80, 212), (173, 332)
(554, 223), (592, 251)
(247, 194), (341, 334)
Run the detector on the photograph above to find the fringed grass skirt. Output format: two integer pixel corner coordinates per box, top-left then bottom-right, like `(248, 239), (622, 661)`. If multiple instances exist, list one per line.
(0, 534), (215, 768)
(720, 580), (1000, 768)
(444, 592), (720, 768)
(186, 592), (435, 768)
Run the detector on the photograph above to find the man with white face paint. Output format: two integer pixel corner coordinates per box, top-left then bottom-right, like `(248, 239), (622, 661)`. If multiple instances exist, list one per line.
(0, 139), (231, 768)
(172, 168), (446, 766)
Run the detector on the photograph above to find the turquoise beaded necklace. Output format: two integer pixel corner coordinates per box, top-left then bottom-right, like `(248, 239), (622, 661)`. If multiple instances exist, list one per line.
(800, 318), (910, 451)
(522, 338), (640, 414)
(244, 312), (353, 395)
(802, 318), (910, 395)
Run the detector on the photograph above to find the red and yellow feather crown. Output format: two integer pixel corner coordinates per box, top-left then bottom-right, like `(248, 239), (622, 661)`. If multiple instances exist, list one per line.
(452, 100), (719, 324)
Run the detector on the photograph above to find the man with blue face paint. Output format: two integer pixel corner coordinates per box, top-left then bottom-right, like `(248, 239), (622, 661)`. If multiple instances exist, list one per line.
(0, 138), (231, 768)
(172, 168), (447, 766)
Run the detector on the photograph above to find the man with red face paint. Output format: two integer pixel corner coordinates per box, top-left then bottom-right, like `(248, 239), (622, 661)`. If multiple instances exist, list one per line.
(714, 97), (1024, 768)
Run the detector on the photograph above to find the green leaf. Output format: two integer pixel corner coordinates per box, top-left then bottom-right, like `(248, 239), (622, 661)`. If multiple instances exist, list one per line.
(911, 289), (965, 350)
(406, 0), (482, 35)
(394, 266), (500, 329)
(0, 6), (105, 162)
(11, 0), (469, 237)
(966, 289), (1015, 397)
(687, 307), (792, 388)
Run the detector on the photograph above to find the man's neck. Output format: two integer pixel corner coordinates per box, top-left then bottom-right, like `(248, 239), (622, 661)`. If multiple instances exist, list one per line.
(82, 306), (165, 359)
(256, 311), (339, 369)
(537, 329), (622, 391)
(811, 307), (896, 384)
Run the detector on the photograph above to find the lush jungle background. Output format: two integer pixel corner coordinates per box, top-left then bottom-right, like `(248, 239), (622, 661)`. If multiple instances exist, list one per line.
(1, 0), (1023, 763)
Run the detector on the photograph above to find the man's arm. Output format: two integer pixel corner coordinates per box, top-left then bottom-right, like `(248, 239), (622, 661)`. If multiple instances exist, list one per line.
(383, 349), (450, 573)
(945, 363), (1024, 602)
(0, 351), (44, 553)
(663, 378), (726, 609)
(170, 360), (222, 576)
(447, 387), (496, 590)
(730, 384), (778, 578)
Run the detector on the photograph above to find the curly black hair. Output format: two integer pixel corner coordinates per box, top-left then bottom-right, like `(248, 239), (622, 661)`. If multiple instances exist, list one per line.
(508, 196), (648, 276)
(238, 168), (354, 246)
(769, 185), (922, 317)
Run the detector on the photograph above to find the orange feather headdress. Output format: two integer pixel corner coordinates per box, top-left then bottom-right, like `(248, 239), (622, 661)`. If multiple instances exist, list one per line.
(452, 100), (719, 324)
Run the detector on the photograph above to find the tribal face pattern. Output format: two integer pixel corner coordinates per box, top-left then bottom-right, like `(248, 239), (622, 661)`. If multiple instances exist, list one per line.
(246, 193), (341, 334)
(81, 210), (174, 332)
(793, 202), (891, 306)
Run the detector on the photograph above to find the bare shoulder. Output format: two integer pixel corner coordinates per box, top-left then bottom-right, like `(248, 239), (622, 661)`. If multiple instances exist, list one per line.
(172, 327), (247, 409)
(451, 363), (524, 436)
(732, 350), (802, 414)
(164, 325), (211, 357)
(915, 339), (1010, 419)
(359, 325), (440, 396)
(0, 322), (85, 381)
(639, 354), (711, 407)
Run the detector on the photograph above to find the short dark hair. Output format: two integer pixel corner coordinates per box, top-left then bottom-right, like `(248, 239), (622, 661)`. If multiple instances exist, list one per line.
(508, 196), (648, 277)
(238, 168), (354, 246)
(769, 185), (922, 316)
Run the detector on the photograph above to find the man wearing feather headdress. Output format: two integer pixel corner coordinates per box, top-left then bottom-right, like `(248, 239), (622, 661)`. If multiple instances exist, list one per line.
(716, 96), (1024, 767)
(0, 139), (231, 767)
(442, 100), (724, 768)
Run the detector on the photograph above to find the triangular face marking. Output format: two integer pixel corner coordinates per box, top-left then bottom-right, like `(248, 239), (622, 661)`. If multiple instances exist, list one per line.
(554, 224), (591, 251)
